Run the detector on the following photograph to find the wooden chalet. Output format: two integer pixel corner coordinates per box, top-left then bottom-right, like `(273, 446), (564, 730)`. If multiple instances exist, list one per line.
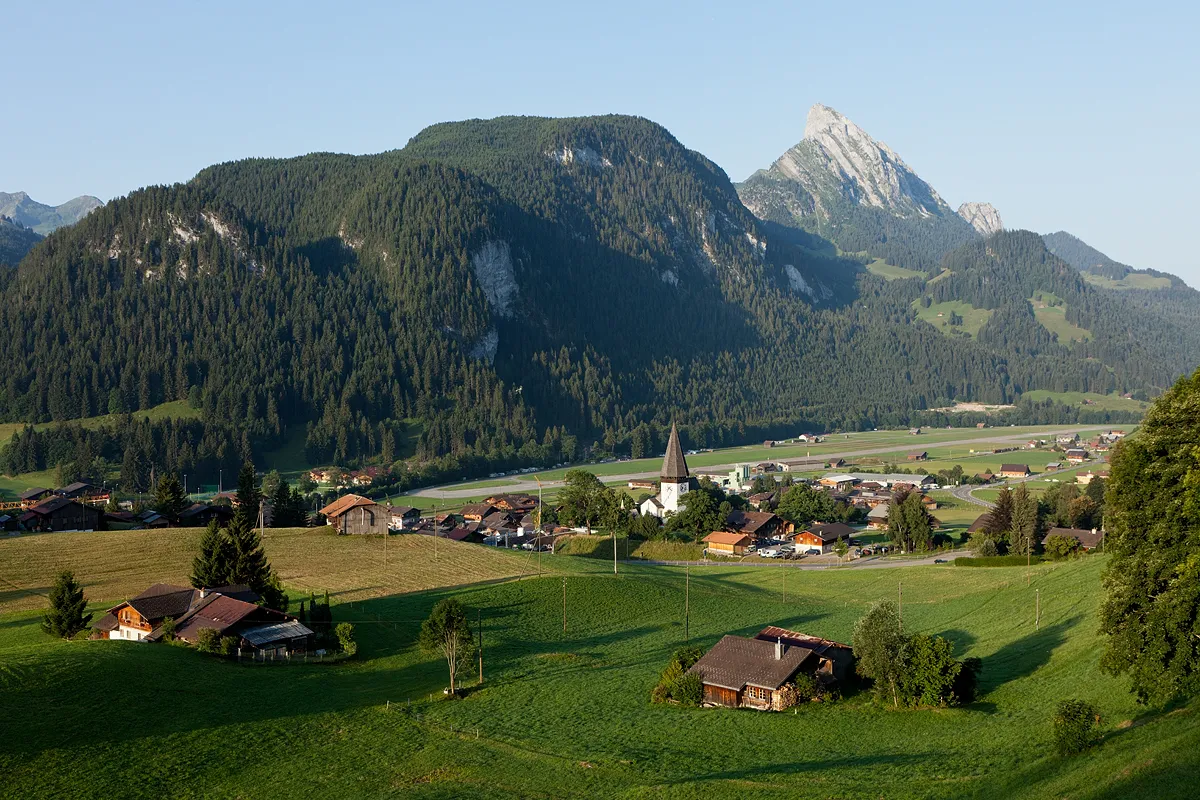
(747, 491), (777, 511)
(725, 510), (788, 540)
(179, 502), (235, 527)
(967, 512), (994, 535)
(756, 626), (855, 685)
(793, 522), (855, 554)
(703, 531), (754, 555)
(22, 496), (102, 532)
(485, 494), (540, 513)
(1042, 527), (1104, 551)
(866, 503), (890, 529)
(998, 464), (1031, 478)
(56, 481), (95, 499)
(1064, 449), (1089, 464)
(906, 451), (928, 462)
(19, 487), (54, 503)
(319, 494), (389, 535)
(459, 503), (497, 522)
(387, 505), (421, 530)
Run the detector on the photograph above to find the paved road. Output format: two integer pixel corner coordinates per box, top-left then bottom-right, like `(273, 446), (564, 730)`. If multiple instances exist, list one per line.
(410, 426), (1105, 500)
(630, 552), (955, 570)
(949, 460), (1099, 510)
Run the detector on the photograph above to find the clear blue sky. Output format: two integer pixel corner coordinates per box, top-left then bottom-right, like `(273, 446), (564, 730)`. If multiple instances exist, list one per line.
(5, 0), (1197, 283)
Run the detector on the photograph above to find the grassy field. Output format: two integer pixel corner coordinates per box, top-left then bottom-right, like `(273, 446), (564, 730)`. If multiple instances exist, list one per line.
(1081, 272), (1172, 291)
(0, 527), (547, 614)
(1021, 390), (1150, 413)
(1, 552), (1196, 798)
(1029, 292), (1092, 343)
(864, 257), (925, 281)
(912, 299), (993, 338)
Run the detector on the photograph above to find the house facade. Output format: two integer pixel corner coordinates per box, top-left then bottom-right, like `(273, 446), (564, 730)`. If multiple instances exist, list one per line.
(23, 497), (102, 532)
(703, 531), (754, 555)
(794, 522), (855, 554)
(998, 464), (1031, 478)
(319, 494), (390, 535)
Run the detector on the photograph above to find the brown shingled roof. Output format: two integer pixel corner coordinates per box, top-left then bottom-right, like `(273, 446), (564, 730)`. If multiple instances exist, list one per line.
(688, 634), (814, 691)
(661, 422), (690, 482)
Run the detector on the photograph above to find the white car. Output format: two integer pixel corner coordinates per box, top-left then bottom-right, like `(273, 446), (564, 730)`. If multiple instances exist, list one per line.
(759, 548), (781, 558)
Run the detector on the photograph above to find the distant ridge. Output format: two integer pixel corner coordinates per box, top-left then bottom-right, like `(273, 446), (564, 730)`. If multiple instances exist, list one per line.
(0, 191), (102, 235)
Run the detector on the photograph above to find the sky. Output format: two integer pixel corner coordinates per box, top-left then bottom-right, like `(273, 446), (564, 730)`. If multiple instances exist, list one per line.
(5, 0), (1198, 283)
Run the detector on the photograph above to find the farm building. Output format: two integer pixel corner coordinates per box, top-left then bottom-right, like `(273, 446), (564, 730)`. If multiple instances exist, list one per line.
(724, 510), (788, 540)
(793, 522), (855, 554)
(19, 487), (54, 503)
(387, 505), (420, 530)
(319, 494), (390, 535)
(818, 474), (858, 492)
(1042, 527), (1104, 551)
(485, 494), (540, 513)
(22, 497), (102, 532)
(747, 491), (777, 510)
(866, 504), (890, 529)
(703, 531), (755, 555)
(688, 627), (853, 710)
(998, 464), (1031, 478)
(906, 451), (928, 462)
(1064, 449), (1090, 464)
(459, 503), (498, 522)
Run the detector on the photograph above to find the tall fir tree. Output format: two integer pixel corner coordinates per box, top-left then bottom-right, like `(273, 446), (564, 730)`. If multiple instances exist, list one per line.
(1009, 483), (1040, 555)
(987, 487), (1016, 546)
(224, 516), (287, 611)
(190, 519), (231, 589)
(154, 473), (189, 523)
(234, 462), (261, 529)
(42, 570), (92, 639)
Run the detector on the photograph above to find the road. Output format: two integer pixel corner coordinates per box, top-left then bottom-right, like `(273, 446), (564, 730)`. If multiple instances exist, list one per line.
(630, 552), (953, 570)
(410, 426), (1104, 500)
(949, 460), (1099, 510)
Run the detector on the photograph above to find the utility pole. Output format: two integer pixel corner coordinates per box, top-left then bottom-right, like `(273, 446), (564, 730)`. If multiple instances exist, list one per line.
(562, 577), (567, 633)
(478, 608), (484, 684)
(898, 581), (903, 631)
(685, 564), (690, 645)
(782, 566), (787, 604)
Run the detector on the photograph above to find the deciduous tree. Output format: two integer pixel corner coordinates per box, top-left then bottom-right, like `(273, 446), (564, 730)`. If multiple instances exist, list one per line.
(419, 598), (473, 695)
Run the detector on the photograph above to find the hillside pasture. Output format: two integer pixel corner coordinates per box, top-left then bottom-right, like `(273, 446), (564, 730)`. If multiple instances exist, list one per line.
(912, 299), (993, 338)
(1, 555), (1196, 798)
(1029, 292), (1092, 343)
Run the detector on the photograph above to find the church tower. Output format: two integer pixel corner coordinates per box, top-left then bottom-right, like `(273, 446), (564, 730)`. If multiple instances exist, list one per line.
(659, 422), (691, 514)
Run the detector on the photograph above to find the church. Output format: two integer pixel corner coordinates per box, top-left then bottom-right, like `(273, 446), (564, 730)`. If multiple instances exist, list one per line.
(639, 423), (697, 519)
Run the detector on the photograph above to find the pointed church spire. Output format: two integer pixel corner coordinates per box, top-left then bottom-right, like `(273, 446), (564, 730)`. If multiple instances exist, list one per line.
(661, 422), (690, 482)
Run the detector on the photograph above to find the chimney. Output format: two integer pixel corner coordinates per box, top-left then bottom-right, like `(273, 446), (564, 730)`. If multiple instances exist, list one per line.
(776, 638), (783, 660)
(199, 587), (207, 598)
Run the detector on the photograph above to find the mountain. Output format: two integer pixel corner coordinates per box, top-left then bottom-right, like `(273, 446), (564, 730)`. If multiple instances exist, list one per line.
(0, 216), (43, 266)
(737, 104), (978, 272)
(0, 114), (1189, 490)
(957, 202), (1003, 236)
(0, 191), (102, 235)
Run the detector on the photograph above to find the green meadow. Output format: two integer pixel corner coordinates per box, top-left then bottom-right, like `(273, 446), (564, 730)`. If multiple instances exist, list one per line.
(1, 539), (1196, 798)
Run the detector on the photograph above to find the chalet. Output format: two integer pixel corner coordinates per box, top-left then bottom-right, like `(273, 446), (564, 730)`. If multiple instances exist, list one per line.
(753, 462), (778, 473)
(1045, 462), (1062, 472)
(999, 464), (1031, 478)
(687, 628), (853, 710)
(747, 491), (777, 511)
(827, 458), (846, 469)
(1065, 448), (1089, 464)
(794, 522), (855, 554)
(703, 531), (755, 555)
(756, 626), (855, 685)
(56, 481), (95, 499)
(481, 510), (519, 533)
(387, 505), (420, 530)
(866, 504), (890, 529)
(976, 471), (995, 483)
(23, 497), (102, 532)
(725, 510), (787, 540)
(1042, 526), (1104, 551)
(920, 494), (938, 511)
(485, 494), (540, 513)
(179, 502), (235, 527)
(318, 494), (390, 535)
(906, 451), (928, 462)
(460, 503), (498, 522)
(104, 510), (137, 526)
(19, 487), (53, 504)
(819, 474), (858, 492)
(94, 583), (205, 641)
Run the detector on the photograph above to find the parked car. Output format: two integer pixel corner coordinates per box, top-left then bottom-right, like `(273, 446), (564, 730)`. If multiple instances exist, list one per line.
(805, 548), (822, 556)
(934, 558), (948, 564)
(759, 548), (781, 558)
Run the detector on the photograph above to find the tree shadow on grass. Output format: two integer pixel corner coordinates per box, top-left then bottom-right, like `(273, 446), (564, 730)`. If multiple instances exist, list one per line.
(978, 615), (1081, 694)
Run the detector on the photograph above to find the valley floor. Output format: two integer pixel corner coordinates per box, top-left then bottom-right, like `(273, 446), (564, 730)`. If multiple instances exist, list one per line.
(0, 532), (1196, 798)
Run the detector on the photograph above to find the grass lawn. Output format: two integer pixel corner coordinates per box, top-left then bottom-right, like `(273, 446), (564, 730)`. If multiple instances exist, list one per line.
(864, 257), (925, 281)
(1, 554), (1196, 798)
(1029, 292), (1092, 343)
(912, 299), (993, 338)
(1021, 390), (1150, 414)
(1081, 272), (1172, 291)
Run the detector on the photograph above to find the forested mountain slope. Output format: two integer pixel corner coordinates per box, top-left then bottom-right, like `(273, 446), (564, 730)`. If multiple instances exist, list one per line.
(0, 216), (42, 266)
(1, 115), (1193, 488)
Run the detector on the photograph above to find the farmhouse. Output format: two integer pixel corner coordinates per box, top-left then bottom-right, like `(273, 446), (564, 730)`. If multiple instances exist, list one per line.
(319, 494), (390, 535)
(703, 531), (754, 555)
(818, 474), (858, 492)
(485, 494), (540, 513)
(627, 479), (657, 491)
(19, 487), (53, 503)
(179, 502), (235, 527)
(998, 464), (1031, 478)
(387, 505), (420, 530)
(1045, 462), (1062, 472)
(1064, 448), (1089, 464)
(866, 504), (890, 529)
(747, 491), (777, 510)
(794, 522), (855, 554)
(55, 481), (95, 499)
(724, 510), (787, 540)
(458, 503), (496, 522)
(1042, 527), (1104, 551)
(906, 451), (928, 462)
(639, 423), (695, 519)
(22, 497), (102, 532)
(688, 627), (853, 710)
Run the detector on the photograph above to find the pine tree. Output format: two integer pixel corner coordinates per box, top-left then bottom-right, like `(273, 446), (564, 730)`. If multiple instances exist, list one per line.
(190, 519), (231, 589)
(234, 462), (261, 528)
(1010, 484), (1040, 555)
(987, 487), (1015, 547)
(42, 570), (92, 639)
(154, 473), (189, 523)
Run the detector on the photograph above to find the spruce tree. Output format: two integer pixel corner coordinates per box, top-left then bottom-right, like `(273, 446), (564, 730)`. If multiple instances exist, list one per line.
(190, 519), (231, 588)
(225, 515), (287, 610)
(42, 570), (92, 639)
(155, 473), (189, 523)
(234, 462), (261, 528)
(1009, 483), (1040, 555)
(987, 487), (1015, 547)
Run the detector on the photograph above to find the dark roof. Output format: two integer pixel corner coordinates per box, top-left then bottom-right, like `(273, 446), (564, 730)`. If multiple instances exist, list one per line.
(208, 584), (259, 603)
(238, 620), (314, 647)
(482, 511), (517, 529)
(725, 510), (780, 535)
(1000, 464), (1030, 473)
(173, 594), (262, 640)
(57, 481), (93, 496)
(120, 584), (200, 622)
(688, 635), (814, 691)
(387, 505), (419, 517)
(92, 612), (119, 632)
(460, 503), (497, 518)
(803, 522), (855, 542)
(1043, 527), (1104, 549)
(19, 487), (52, 501)
(29, 496), (94, 517)
(661, 422), (690, 482)
(967, 513), (993, 533)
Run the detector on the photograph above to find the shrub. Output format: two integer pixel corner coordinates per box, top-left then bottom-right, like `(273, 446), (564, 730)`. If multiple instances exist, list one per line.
(195, 628), (221, 653)
(672, 673), (703, 706)
(160, 617), (176, 642)
(1054, 699), (1100, 755)
(1043, 534), (1080, 560)
(219, 636), (238, 656)
(335, 622), (357, 655)
(793, 673), (819, 703)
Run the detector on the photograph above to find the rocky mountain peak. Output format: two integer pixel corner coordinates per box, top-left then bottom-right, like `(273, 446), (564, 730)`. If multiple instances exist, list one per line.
(0, 191), (102, 235)
(957, 202), (1003, 236)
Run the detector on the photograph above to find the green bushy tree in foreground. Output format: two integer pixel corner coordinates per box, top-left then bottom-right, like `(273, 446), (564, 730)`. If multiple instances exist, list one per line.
(420, 598), (473, 695)
(42, 570), (92, 639)
(1054, 699), (1100, 755)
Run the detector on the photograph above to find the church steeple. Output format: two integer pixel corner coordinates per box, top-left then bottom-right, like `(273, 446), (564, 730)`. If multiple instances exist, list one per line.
(661, 422), (690, 482)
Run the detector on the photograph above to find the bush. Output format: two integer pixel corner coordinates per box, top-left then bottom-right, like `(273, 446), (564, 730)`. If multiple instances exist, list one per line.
(195, 628), (221, 653)
(1043, 534), (1080, 560)
(160, 617), (176, 643)
(672, 673), (703, 706)
(652, 646), (706, 705)
(219, 636), (238, 656)
(1054, 699), (1100, 755)
(335, 622), (357, 656)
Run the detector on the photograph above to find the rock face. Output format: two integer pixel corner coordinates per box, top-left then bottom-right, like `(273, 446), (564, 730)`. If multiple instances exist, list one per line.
(0, 191), (102, 235)
(957, 202), (1003, 236)
(744, 104), (954, 221)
